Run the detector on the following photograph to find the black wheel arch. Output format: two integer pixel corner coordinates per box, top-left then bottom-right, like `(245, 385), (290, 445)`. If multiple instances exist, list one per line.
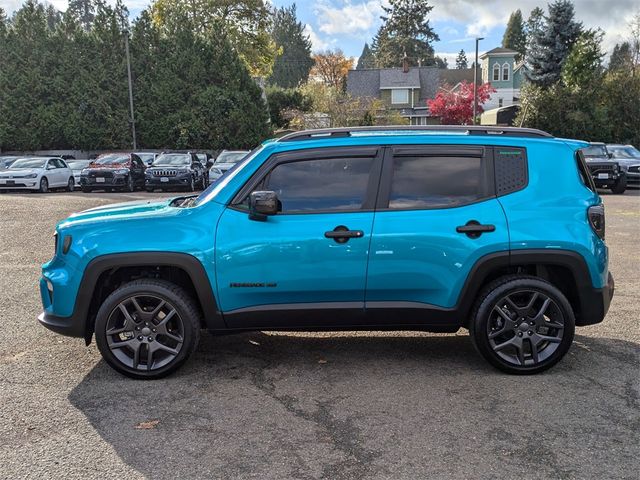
(73, 252), (223, 344)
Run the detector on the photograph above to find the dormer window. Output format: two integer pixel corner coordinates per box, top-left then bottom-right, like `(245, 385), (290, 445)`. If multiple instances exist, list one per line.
(492, 63), (500, 81)
(391, 89), (409, 104)
(502, 63), (510, 81)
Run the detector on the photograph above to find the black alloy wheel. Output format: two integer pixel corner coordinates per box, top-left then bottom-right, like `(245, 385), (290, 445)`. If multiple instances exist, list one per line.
(470, 275), (575, 374)
(67, 177), (75, 192)
(95, 279), (201, 379)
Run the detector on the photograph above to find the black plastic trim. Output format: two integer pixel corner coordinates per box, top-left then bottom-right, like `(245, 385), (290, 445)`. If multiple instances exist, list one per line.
(37, 252), (223, 342)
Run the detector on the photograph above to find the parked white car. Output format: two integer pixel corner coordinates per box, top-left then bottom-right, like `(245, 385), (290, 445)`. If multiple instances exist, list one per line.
(66, 159), (92, 189)
(209, 150), (250, 183)
(0, 157), (74, 192)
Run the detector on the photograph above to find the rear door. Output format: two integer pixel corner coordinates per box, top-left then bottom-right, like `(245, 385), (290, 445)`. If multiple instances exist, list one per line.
(215, 146), (383, 328)
(365, 145), (510, 323)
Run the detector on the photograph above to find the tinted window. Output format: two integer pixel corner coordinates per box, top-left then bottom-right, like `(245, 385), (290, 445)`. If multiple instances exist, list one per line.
(389, 156), (485, 209)
(258, 157), (374, 212)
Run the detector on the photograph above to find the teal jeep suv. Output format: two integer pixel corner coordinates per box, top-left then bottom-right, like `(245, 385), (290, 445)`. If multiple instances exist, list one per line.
(38, 126), (614, 379)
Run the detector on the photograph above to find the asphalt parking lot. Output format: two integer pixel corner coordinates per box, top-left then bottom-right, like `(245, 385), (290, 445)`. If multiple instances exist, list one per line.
(0, 189), (638, 480)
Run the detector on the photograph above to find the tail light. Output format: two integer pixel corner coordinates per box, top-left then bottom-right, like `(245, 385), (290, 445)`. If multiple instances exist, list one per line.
(588, 204), (605, 239)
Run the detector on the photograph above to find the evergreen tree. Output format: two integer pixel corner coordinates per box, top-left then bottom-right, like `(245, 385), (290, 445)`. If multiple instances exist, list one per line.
(502, 9), (526, 61)
(374, 0), (440, 67)
(67, 0), (96, 31)
(562, 29), (604, 90)
(525, 7), (544, 54)
(609, 42), (632, 71)
(455, 49), (468, 69)
(356, 43), (375, 69)
(268, 4), (313, 88)
(526, 0), (582, 87)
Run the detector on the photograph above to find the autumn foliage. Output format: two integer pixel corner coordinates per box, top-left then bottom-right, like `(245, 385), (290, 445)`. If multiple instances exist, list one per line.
(427, 81), (495, 124)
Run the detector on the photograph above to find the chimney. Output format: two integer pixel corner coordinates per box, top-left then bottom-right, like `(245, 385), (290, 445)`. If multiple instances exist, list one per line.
(402, 52), (409, 73)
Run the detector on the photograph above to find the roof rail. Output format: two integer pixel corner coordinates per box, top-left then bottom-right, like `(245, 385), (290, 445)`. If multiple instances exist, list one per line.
(277, 125), (553, 142)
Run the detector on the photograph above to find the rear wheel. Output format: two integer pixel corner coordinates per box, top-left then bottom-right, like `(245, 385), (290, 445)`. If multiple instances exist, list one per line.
(610, 174), (627, 194)
(39, 177), (49, 193)
(470, 275), (575, 374)
(95, 279), (201, 379)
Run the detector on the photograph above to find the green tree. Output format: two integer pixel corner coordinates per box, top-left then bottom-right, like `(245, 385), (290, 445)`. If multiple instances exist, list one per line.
(455, 49), (468, 69)
(356, 43), (375, 69)
(609, 42), (632, 71)
(562, 29), (604, 90)
(524, 7), (544, 62)
(67, 0), (95, 31)
(374, 0), (440, 67)
(150, 0), (276, 76)
(268, 4), (313, 88)
(502, 9), (526, 61)
(266, 86), (312, 129)
(526, 0), (582, 87)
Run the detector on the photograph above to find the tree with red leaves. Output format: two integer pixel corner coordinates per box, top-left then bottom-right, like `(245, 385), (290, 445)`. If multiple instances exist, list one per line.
(427, 81), (495, 124)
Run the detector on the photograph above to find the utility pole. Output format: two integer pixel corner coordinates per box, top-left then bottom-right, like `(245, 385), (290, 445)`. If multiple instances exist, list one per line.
(473, 37), (484, 125)
(124, 31), (137, 150)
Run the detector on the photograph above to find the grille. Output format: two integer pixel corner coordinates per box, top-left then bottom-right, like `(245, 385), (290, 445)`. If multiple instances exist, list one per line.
(629, 166), (640, 173)
(88, 170), (114, 179)
(588, 163), (615, 173)
(152, 169), (178, 177)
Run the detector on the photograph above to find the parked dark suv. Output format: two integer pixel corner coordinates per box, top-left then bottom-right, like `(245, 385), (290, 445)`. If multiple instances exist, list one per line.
(80, 153), (146, 192)
(39, 126), (614, 379)
(145, 152), (207, 192)
(582, 143), (626, 194)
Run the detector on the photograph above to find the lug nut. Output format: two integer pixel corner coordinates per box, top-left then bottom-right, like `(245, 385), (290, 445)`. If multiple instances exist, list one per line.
(528, 331), (533, 335)
(147, 336), (153, 341)
(152, 328), (157, 333)
(518, 332), (523, 337)
(137, 336), (143, 341)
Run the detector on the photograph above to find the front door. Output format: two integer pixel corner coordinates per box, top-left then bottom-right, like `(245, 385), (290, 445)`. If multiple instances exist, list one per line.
(216, 147), (382, 328)
(365, 145), (510, 325)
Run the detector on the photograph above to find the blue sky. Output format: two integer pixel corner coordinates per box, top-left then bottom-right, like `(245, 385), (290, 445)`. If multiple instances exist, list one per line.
(2, 0), (638, 65)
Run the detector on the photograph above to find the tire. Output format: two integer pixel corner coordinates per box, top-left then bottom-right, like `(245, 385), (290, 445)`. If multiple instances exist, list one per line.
(145, 187), (154, 193)
(188, 176), (195, 192)
(66, 177), (75, 192)
(199, 174), (206, 190)
(469, 274), (575, 375)
(39, 177), (49, 193)
(94, 279), (202, 380)
(81, 186), (91, 193)
(610, 174), (627, 194)
(124, 174), (134, 192)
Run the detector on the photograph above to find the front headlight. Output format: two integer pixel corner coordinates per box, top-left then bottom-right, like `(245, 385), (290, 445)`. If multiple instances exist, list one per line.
(113, 169), (129, 175)
(26, 173), (38, 178)
(81, 169), (89, 175)
(619, 164), (628, 172)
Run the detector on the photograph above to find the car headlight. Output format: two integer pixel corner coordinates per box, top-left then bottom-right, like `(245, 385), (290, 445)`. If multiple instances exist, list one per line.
(81, 169), (89, 175)
(113, 169), (129, 175)
(26, 173), (38, 178)
(619, 164), (628, 172)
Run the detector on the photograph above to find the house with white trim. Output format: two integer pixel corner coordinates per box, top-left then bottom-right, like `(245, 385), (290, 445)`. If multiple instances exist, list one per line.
(479, 47), (526, 110)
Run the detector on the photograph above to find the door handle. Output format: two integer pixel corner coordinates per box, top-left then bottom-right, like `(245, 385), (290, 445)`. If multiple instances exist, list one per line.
(456, 220), (495, 239)
(324, 226), (364, 243)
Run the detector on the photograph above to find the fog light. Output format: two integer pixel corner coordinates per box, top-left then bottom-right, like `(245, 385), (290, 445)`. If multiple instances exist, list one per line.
(46, 279), (53, 302)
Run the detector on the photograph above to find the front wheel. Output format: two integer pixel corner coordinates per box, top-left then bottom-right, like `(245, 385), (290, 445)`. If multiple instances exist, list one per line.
(39, 177), (49, 193)
(188, 176), (195, 192)
(94, 279), (202, 379)
(610, 174), (627, 194)
(469, 275), (575, 374)
(124, 174), (134, 192)
(66, 177), (75, 192)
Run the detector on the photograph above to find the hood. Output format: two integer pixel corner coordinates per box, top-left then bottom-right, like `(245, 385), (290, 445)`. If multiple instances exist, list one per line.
(148, 165), (190, 170)
(58, 198), (178, 228)
(214, 162), (236, 170)
(584, 156), (610, 163)
(613, 157), (640, 167)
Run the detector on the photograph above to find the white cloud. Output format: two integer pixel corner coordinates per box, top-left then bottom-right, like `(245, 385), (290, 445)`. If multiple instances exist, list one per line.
(315, 0), (387, 35)
(1, 0), (150, 14)
(304, 23), (330, 52)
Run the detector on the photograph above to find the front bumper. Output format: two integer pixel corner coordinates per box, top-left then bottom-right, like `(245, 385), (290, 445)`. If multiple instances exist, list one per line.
(145, 175), (192, 189)
(576, 272), (614, 326)
(0, 180), (39, 189)
(38, 311), (86, 338)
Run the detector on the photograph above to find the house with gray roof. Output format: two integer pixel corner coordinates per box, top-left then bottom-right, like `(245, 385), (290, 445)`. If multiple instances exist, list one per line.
(347, 62), (477, 125)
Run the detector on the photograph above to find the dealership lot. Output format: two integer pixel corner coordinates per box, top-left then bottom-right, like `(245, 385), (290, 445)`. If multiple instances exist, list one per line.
(0, 190), (638, 479)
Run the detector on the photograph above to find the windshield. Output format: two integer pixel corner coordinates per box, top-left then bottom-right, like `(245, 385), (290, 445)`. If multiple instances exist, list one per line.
(9, 158), (46, 169)
(136, 153), (156, 162)
(215, 151), (248, 164)
(153, 154), (191, 166)
(67, 160), (91, 170)
(582, 145), (607, 157)
(608, 146), (640, 159)
(94, 154), (129, 165)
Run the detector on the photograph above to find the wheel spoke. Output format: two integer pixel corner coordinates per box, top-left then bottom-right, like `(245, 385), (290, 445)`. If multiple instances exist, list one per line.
(163, 331), (183, 343)
(516, 343), (525, 365)
(529, 339), (539, 363)
(130, 297), (145, 316)
(153, 343), (179, 356)
(147, 345), (154, 371)
(534, 333), (562, 345)
(537, 297), (551, 317)
(493, 336), (516, 352)
(523, 292), (539, 312)
(156, 309), (176, 328)
(107, 338), (137, 350)
(494, 305), (513, 323)
(132, 342), (141, 368)
(150, 300), (166, 319)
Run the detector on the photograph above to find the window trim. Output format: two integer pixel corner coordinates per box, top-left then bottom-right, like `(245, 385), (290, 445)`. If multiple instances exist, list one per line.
(502, 63), (510, 81)
(229, 146), (384, 215)
(375, 145), (497, 211)
(492, 63), (500, 81)
(391, 88), (410, 105)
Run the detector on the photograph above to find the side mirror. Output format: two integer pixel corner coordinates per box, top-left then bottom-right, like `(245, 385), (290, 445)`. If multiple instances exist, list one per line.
(249, 191), (279, 221)
(607, 153), (613, 159)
